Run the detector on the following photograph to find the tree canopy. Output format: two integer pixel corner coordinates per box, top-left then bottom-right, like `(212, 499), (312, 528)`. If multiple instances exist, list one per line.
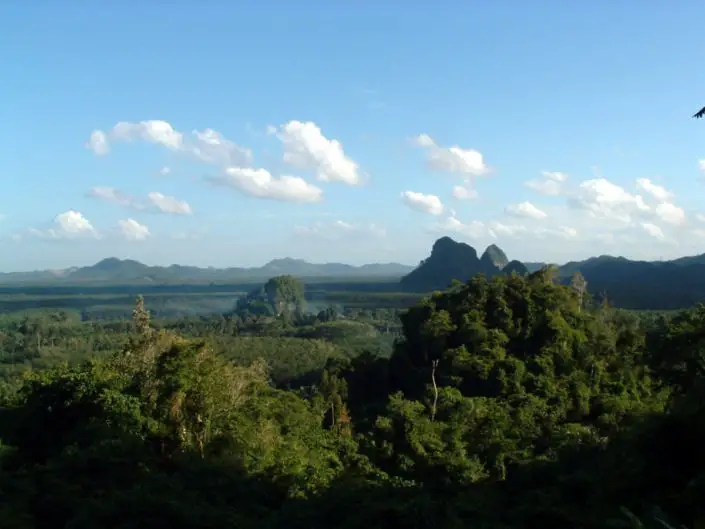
(1, 271), (704, 528)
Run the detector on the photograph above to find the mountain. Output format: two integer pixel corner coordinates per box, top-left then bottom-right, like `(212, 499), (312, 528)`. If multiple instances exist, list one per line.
(400, 237), (514, 291)
(560, 258), (705, 309)
(503, 260), (529, 275)
(557, 255), (630, 278)
(399, 240), (705, 309)
(548, 252), (705, 309)
(0, 258), (415, 285)
(481, 244), (509, 270)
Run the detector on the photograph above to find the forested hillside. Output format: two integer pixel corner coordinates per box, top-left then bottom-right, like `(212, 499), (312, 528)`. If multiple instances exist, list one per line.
(0, 270), (703, 528)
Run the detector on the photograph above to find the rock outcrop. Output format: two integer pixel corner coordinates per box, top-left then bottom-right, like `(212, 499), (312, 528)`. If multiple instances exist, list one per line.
(400, 237), (517, 291)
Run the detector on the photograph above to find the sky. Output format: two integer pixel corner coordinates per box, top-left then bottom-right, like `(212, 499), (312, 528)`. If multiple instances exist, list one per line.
(3, 2), (705, 271)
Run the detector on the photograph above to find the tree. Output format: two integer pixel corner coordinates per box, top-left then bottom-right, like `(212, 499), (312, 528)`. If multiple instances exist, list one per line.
(570, 271), (588, 311)
(132, 295), (152, 337)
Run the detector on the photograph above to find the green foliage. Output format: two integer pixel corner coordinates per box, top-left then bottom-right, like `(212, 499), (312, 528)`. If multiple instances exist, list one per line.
(1, 272), (705, 528)
(234, 275), (306, 319)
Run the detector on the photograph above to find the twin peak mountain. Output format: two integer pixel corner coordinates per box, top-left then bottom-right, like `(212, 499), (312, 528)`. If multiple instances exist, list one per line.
(400, 236), (528, 291)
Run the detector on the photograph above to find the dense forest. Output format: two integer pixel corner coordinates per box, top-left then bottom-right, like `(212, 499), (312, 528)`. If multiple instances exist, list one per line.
(0, 269), (704, 528)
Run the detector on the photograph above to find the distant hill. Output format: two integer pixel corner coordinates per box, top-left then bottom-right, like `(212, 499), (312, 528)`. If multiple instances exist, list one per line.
(560, 258), (705, 309)
(400, 237), (526, 291)
(399, 240), (705, 309)
(556, 255), (630, 278)
(0, 257), (415, 285)
(481, 244), (509, 270)
(549, 252), (705, 309)
(503, 260), (529, 276)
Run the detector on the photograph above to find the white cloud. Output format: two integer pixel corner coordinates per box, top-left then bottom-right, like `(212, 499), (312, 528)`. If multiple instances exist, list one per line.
(87, 120), (252, 167)
(525, 179), (562, 196)
(207, 167), (323, 203)
(542, 171), (568, 182)
(440, 216), (490, 239)
(147, 192), (192, 215)
(86, 130), (109, 155)
(484, 221), (577, 240)
(696, 213), (705, 222)
(636, 178), (674, 202)
(506, 201), (547, 219)
(570, 178), (649, 223)
(452, 185), (478, 200)
(401, 191), (444, 216)
(641, 222), (665, 241)
(111, 120), (184, 150)
(55, 211), (96, 237)
(158, 167), (171, 175)
(699, 160), (705, 173)
(189, 128), (253, 166)
(274, 120), (362, 185)
(414, 134), (488, 176)
(87, 187), (142, 210)
(525, 170), (568, 196)
(487, 221), (525, 238)
(88, 187), (192, 215)
(118, 218), (150, 241)
(653, 202), (685, 226)
(30, 211), (99, 240)
(295, 220), (386, 241)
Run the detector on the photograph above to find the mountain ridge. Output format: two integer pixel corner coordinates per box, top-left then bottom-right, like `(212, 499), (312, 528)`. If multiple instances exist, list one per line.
(5, 243), (705, 300)
(0, 257), (416, 285)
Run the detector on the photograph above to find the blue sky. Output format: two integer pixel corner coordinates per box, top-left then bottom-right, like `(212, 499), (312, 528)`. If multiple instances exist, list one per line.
(3, 2), (705, 271)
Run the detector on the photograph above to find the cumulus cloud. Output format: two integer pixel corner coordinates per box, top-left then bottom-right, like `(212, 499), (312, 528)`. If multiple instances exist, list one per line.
(189, 128), (253, 166)
(569, 178), (650, 223)
(87, 187), (192, 215)
(636, 178), (674, 202)
(86, 130), (109, 156)
(30, 211), (99, 240)
(206, 167), (323, 203)
(653, 202), (685, 226)
(147, 192), (192, 215)
(641, 222), (665, 241)
(421, 170), (695, 259)
(542, 171), (568, 182)
(414, 134), (489, 176)
(439, 216), (490, 239)
(452, 185), (478, 200)
(437, 215), (576, 242)
(525, 170), (568, 196)
(272, 120), (363, 185)
(526, 179), (562, 196)
(295, 220), (386, 241)
(118, 219), (150, 241)
(401, 191), (444, 216)
(505, 201), (547, 220)
(88, 119), (333, 203)
(86, 120), (253, 167)
(87, 187), (143, 210)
